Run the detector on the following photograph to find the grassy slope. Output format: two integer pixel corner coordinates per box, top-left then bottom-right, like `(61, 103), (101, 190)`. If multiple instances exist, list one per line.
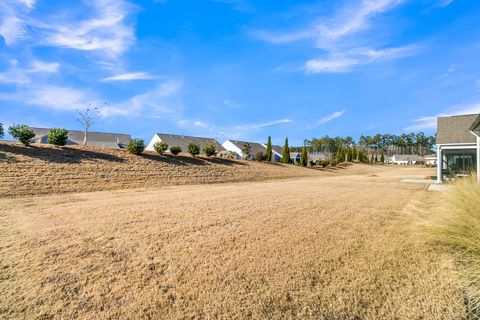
(0, 142), (327, 197)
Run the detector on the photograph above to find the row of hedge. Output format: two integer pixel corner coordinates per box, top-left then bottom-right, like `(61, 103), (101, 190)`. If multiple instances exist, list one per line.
(128, 140), (217, 157)
(1, 124), (218, 158)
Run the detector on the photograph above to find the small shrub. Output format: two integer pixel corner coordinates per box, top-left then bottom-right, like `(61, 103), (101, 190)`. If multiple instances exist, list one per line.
(254, 151), (267, 162)
(8, 124), (35, 146)
(48, 128), (69, 146)
(242, 143), (252, 160)
(127, 139), (145, 155)
(170, 145), (182, 155)
(330, 158), (339, 167)
(317, 160), (329, 168)
(0, 123), (4, 139)
(154, 141), (169, 155)
(187, 141), (200, 157)
(203, 142), (217, 157)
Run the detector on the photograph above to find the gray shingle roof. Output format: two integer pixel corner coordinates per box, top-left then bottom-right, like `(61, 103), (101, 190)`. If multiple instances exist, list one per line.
(157, 133), (225, 154)
(469, 114), (480, 132)
(32, 128), (131, 149)
(393, 154), (424, 162)
(226, 140), (266, 155)
(271, 145), (283, 156)
(437, 114), (478, 144)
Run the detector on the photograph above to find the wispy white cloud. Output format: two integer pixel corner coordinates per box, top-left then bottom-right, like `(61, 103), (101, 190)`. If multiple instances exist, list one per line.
(304, 45), (418, 74)
(39, 0), (135, 57)
(252, 0), (403, 46)
(213, 0), (255, 13)
(405, 104), (480, 131)
(1, 0), (135, 57)
(318, 110), (346, 125)
(0, 80), (183, 120)
(0, 85), (94, 110)
(438, 0), (454, 7)
(0, 0), (36, 45)
(0, 59), (60, 84)
(252, 0), (413, 74)
(102, 80), (183, 117)
(305, 58), (357, 73)
(29, 60), (60, 73)
(305, 110), (346, 129)
(102, 72), (155, 82)
(178, 118), (292, 140)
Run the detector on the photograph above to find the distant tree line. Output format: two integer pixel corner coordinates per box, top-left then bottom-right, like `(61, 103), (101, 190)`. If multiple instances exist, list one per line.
(291, 132), (436, 157)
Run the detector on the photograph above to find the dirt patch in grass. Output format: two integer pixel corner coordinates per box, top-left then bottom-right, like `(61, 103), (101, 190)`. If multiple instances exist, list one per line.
(0, 166), (464, 319)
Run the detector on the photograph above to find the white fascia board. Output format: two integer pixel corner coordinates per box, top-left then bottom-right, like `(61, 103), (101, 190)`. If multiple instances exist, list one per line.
(145, 134), (161, 151)
(222, 140), (243, 158)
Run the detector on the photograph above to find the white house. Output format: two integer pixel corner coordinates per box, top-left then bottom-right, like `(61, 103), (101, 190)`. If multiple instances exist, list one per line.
(222, 140), (283, 161)
(31, 128), (131, 149)
(436, 114), (480, 183)
(146, 133), (225, 155)
(391, 154), (424, 165)
(423, 154), (437, 167)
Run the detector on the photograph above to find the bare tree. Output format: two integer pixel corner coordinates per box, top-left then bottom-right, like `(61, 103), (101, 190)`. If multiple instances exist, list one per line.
(76, 104), (103, 146)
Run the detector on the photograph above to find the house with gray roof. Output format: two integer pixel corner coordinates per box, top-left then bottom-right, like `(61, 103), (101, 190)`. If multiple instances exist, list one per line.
(270, 144), (284, 162)
(31, 128), (131, 149)
(146, 133), (225, 155)
(436, 114), (480, 182)
(222, 140), (267, 160)
(222, 140), (284, 161)
(391, 154), (424, 165)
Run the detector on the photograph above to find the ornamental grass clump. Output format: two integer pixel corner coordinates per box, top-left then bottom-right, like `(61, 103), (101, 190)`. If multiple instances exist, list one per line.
(426, 176), (480, 316)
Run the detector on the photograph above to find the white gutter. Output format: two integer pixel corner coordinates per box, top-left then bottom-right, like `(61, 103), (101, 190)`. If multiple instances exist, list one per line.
(436, 145), (442, 184)
(471, 131), (480, 182)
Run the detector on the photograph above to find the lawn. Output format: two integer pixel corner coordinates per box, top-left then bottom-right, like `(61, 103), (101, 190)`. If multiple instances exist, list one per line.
(0, 166), (465, 319)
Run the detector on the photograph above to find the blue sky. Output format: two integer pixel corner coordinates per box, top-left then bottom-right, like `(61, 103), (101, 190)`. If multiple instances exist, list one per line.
(1, 0), (480, 146)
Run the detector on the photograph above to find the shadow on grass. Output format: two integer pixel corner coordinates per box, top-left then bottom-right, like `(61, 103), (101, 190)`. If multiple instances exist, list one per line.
(0, 143), (125, 164)
(141, 152), (245, 166)
(311, 162), (354, 172)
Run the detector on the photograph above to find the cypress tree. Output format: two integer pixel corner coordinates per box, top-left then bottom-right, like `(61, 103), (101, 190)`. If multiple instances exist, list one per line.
(281, 137), (290, 163)
(266, 136), (272, 162)
(347, 148), (353, 162)
(352, 146), (358, 162)
(300, 144), (308, 167)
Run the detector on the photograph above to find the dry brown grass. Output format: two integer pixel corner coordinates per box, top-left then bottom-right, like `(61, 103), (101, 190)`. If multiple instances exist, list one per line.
(421, 177), (480, 318)
(0, 142), (372, 198)
(0, 164), (466, 319)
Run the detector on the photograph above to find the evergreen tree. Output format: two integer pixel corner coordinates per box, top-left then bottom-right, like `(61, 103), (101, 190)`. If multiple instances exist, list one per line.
(347, 148), (353, 162)
(281, 137), (290, 163)
(241, 143), (252, 160)
(266, 136), (272, 162)
(300, 144), (308, 167)
(336, 146), (345, 162)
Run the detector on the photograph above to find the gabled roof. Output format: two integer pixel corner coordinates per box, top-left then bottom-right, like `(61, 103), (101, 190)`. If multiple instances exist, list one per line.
(468, 114), (480, 132)
(392, 154), (424, 162)
(437, 114), (478, 144)
(156, 133), (225, 153)
(225, 140), (266, 155)
(271, 145), (283, 156)
(32, 128), (131, 149)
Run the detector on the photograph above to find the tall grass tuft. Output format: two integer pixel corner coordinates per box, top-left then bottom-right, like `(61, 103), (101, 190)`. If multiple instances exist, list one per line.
(428, 176), (480, 317)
